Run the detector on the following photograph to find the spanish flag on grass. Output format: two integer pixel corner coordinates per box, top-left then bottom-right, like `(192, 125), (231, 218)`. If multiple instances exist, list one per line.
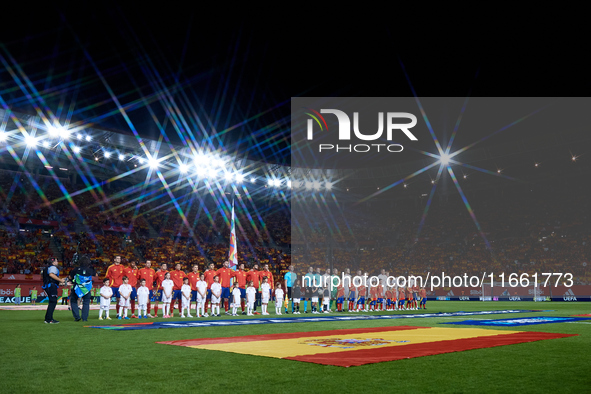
(158, 326), (574, 367)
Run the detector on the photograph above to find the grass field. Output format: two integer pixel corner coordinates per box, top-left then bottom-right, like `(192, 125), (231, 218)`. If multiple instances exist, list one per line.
(1, 301), (590, 393)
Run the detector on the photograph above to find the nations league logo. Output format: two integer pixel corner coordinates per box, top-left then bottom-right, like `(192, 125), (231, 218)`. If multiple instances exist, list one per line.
(303, 107), (418, 153)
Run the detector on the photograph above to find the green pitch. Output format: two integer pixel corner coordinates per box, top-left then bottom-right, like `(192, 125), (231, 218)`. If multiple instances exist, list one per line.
(1, 302), (589, 393)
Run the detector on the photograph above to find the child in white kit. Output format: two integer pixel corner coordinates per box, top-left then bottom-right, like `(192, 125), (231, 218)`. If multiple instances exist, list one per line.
(196, 273), (207, 318)
(322, 287), (331, 313)
(210, 275), (222, 317)
(161, 272), (174, 318)
(260, 277), (271, 315)
(136, 279), (150, 318)
(231, 282), (241, 316)
(246, 281), (256, 316)
(118, 276), (132, 320)
(275, 283), (284, 315)
(99, 278), (113, 320)
(181, 277), (193, 318)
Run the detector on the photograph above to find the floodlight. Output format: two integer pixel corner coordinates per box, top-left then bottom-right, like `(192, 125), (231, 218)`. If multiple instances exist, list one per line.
(104, 151), (111, 158)
(148, 157), (159, 169)
(25, 135), (37, 147)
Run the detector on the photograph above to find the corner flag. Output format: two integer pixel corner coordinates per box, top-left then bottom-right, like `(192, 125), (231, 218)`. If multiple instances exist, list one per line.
(229, 201), (238, 270)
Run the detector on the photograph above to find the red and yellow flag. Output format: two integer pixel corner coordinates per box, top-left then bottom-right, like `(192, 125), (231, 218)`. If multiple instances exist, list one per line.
(158, 326), (574, 367)
(228, 201), (237, 270)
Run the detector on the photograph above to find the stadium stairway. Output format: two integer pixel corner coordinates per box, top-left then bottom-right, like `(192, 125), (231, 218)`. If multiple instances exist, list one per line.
(48, 236), (61, 259)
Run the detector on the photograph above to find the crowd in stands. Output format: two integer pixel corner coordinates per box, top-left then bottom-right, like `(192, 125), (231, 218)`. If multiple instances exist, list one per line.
(1, 169), (589, 285)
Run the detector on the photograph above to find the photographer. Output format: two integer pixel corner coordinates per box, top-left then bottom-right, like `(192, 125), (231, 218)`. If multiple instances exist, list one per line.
(42, 258), (66, 324)
(68, 255), (95, 322)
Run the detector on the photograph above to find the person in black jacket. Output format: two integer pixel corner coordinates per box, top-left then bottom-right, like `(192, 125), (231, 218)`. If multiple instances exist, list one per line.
(68, 255), (96, 322)
(43, 258), (66, 324)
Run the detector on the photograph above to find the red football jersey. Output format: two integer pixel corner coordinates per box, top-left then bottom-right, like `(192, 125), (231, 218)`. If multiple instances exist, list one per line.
(247, 270), (260, 288)
(155, 270), (169, 290)
(170, 269), (187, 290)
(187, 272), (200, 291)
(105, 264), (124, 287)
(358, 286), (367, 297)
(203, 269), (217, 289)
(419, 288), (427, 298)
(137, 268), (156, 290)
(123, 267), (138, 287)
(232, 269), (248, 288)
(377, 285), (384, 298)
(369, 286), (379, 299)
(337, 285), (345, 298)
(216, 268), (233, 288)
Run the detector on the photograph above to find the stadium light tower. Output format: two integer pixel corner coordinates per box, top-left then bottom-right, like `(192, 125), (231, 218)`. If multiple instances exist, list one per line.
(104, 151), (111, 158)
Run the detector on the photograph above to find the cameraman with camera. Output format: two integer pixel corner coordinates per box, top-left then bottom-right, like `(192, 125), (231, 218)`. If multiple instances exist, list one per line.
(42, 258), (66, 324)
(68, 255), (95, 322)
